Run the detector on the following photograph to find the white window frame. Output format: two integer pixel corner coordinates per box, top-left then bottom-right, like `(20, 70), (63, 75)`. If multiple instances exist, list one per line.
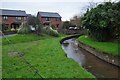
(46, 17), (50, 21)
(16, 17), (22, 20)
(3, 16), (8, 20)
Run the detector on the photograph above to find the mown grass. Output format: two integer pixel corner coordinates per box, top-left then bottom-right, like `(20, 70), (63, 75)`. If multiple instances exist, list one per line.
(0, 38), (2, 78)
(78, 35), (119, 56)
(2, 34), (55, 45)
(2, 34), (95, 78)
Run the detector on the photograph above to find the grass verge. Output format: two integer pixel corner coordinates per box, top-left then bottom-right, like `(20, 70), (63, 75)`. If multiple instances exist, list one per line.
(78, 35), (119, 56)
(2, 35), (95, 78)
(2, 34), (54, 45)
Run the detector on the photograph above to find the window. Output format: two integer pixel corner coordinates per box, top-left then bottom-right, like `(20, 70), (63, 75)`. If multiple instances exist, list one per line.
(46, 17), (50, 21)
(3, 16), (8, 20)
(16, 17), (22, 20)
(24, 17), (26, 20)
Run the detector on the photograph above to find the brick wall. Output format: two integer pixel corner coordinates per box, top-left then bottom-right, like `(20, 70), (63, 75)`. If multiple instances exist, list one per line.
(1, 16), (27, 28)
(39, 16), (62, 30)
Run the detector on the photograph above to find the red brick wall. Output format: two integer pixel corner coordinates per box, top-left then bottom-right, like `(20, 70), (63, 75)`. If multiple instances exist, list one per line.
(1, 16), (27, 27)
(39, 16), (62, 30)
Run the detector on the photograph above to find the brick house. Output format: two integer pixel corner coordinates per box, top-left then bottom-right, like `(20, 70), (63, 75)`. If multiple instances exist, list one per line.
(37, 11), (62, 30)
(0, 9), (27, 29)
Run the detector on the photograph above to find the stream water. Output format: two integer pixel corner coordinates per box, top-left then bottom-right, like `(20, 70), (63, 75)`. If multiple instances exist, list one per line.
(62, 38), (119, 78)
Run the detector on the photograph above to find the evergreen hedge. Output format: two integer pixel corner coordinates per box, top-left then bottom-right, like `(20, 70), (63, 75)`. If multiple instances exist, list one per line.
(81, 2), (120, 41)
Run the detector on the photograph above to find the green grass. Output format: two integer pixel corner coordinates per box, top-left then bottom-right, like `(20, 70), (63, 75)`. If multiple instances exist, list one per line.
(0, 38), (2, 78)
(2, 35), (95, 78)
(78, 35), (119, 56)
(2, 34), (54, 45)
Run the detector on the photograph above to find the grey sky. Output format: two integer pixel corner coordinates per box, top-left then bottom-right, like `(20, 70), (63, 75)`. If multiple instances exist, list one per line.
(1, 0), (117, 21)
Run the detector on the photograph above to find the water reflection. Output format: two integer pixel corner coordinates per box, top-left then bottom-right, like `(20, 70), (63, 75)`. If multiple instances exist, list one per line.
(62, 38), (86, 66)
(62, 38), (119, 78)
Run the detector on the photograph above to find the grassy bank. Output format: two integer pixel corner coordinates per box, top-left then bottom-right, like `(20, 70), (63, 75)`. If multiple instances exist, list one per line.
(78, 35), (119, 56)
(2, 34), (54, 45)
(2, 34), (95, 78)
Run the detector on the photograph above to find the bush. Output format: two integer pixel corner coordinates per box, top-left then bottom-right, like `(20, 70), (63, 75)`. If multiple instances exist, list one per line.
(1, 23), (9, 32)
(50, 29), (59, 37)
(18, 23), (31, 34)
(42, 26), (59, 37)
(81, 2), (120, 41)
(28, 16), (42, 35)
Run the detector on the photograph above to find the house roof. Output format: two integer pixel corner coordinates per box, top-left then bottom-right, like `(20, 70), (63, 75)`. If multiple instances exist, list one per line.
(27, 14), (32, 17)
(37, 11), (61, 18)
(0, 9), (27, 16)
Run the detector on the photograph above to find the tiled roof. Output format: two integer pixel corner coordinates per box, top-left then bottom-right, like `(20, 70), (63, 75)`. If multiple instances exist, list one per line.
(0, 9), (27, 16)
(38, 11), (61, 18)
(27, 14), (32, 17)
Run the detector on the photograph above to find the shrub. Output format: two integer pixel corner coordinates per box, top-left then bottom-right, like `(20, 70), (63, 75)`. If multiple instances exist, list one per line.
(81, 2), (120, 41)
(1, 23), (9, 32)
(28, 16), (42, 35)
(18, 23), (31, 34)
(42, 26), (59, 37)
(50, 29), (59, 37)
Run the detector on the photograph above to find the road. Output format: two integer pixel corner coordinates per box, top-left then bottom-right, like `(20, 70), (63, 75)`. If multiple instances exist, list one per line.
(0, 34), (17, 38)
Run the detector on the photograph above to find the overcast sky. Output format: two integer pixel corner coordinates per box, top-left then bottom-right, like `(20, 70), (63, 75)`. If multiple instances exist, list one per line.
(1, 0), (117, 21)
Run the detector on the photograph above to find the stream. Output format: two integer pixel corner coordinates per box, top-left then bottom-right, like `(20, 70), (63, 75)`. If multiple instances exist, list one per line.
(62, 38), (119, 78)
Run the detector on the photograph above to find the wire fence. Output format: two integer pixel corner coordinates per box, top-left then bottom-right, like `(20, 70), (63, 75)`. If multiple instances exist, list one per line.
(2, 31), (44, 79)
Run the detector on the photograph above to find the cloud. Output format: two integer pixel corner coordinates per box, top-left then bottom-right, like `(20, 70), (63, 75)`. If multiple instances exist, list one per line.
(2, 2), (89, 21)
(2, 0), (115, 2)
(1, 0), (117, 21)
